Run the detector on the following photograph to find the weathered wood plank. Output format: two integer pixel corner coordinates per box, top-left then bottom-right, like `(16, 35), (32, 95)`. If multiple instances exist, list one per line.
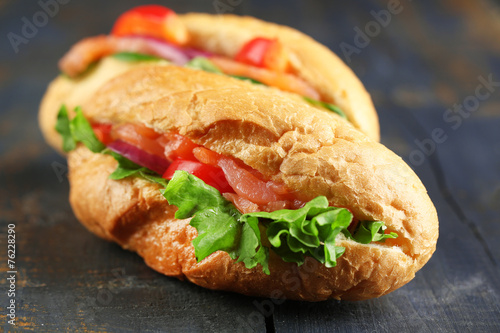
(1, 0), (500, 332)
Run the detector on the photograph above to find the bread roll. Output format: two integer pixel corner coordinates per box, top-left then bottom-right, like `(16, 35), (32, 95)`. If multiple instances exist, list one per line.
(180, 13), (380, 141)
(42, 11), (380, 146)
(40, 65), (438, 301)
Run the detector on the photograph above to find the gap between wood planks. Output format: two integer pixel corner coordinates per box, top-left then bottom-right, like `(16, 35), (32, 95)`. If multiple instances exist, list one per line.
(265, 313), (276, 333)
(403, 111), (497, 267)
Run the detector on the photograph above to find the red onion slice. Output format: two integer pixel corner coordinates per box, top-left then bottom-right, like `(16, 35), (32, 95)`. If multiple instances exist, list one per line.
(122, 35), (213, 64)
(183, 47), (213, 59)
(108, 140), (169, 175)
(140, 37), (190, 65)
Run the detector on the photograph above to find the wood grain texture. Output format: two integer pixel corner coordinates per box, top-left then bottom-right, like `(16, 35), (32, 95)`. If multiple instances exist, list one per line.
(1, 0), (499, 332)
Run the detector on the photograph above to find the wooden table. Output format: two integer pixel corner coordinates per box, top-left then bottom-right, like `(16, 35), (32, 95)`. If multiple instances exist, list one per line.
(1, 0), (499, 331)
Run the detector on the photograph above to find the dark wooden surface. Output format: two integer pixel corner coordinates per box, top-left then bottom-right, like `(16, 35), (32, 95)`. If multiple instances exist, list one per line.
(1, 0), (500, 332)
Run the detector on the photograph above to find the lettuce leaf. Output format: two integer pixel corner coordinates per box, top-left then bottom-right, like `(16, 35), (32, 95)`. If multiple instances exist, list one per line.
(185, 57), (223, 74)
(112, 52), (163, 62)
(242, 197), (352, 268)
(161, 171), (397, 275)
(303, 96), (347, 119)
(55, 105), (76, 152)
(69, 107), (106, 153)
(230, 75), (265, 85)
(349, 221), (398, 244)
(55, 105), (105, 153)
(107, 150), (168, 187)
(107, 150), (143, 179)
(161, 170), (269, 273)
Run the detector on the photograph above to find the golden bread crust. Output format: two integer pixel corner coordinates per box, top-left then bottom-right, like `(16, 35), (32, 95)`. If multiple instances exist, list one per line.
(180, 13), (380, 141)
(54, 66), (438, 301)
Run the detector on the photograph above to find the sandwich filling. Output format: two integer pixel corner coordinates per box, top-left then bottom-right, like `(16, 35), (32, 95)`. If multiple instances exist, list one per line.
(58, 5), (347, 120)
(56, 105), (397, 274)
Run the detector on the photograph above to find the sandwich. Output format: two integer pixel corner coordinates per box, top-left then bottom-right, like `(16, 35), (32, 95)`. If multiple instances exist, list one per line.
(40, 61), (438, 301)
(39, 4), (380, 156)
(39, 6), (438, 301)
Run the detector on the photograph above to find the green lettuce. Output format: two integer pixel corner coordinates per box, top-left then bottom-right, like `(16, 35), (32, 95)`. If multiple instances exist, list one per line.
(185, 57), (223, 74)
(69, 107), (106, 153)
(55, 105), (76, 152)
(349, 221), (397, 244)
(55, 105), (105, 153)
(107, 151), (168, 187)
(242, 197), (352, 268)
(303, 96), (347, 119)
(230, 75), (265, 85)
(112, 52), (163, 62)
(162, 170), (397, 274)
(161, 170), (269, 273)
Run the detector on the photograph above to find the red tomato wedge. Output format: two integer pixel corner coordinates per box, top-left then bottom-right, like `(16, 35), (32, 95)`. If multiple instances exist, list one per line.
(217, 157), (283, 205)
(132, 124), (161, 139)
(235, 37), (289, 72)
(210, 56), (320, 99)
(113, 124), (165, 158)
(192, 146), (221, 166)
(158, 133), (199, 161)
(111, 5), (188, 45)
(163, 159), (234, 193)
(223, 193), (259, 214)
(193, 146), (287, 204)
(92, 123), (113, 145)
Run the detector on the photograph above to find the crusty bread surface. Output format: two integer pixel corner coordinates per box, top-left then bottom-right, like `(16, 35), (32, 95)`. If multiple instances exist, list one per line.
(180, 13), (380, 141)
(39, 65), (438, 301)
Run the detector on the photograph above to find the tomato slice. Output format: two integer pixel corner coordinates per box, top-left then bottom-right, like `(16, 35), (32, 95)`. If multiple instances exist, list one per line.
(92, 123), (113, 145)
(158, 133), (199, 161)
(192, 146), (221, 166)
(113, 124), (165, 157)
(111, 5), (188, 45)
(163, 159), (234, 193)
(235, 37), (289, 72)
(194, 146), (267, 179)
(217, 157), (282, 204)
(132, 124), (161, 139)
(223, 193), (259, 214)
